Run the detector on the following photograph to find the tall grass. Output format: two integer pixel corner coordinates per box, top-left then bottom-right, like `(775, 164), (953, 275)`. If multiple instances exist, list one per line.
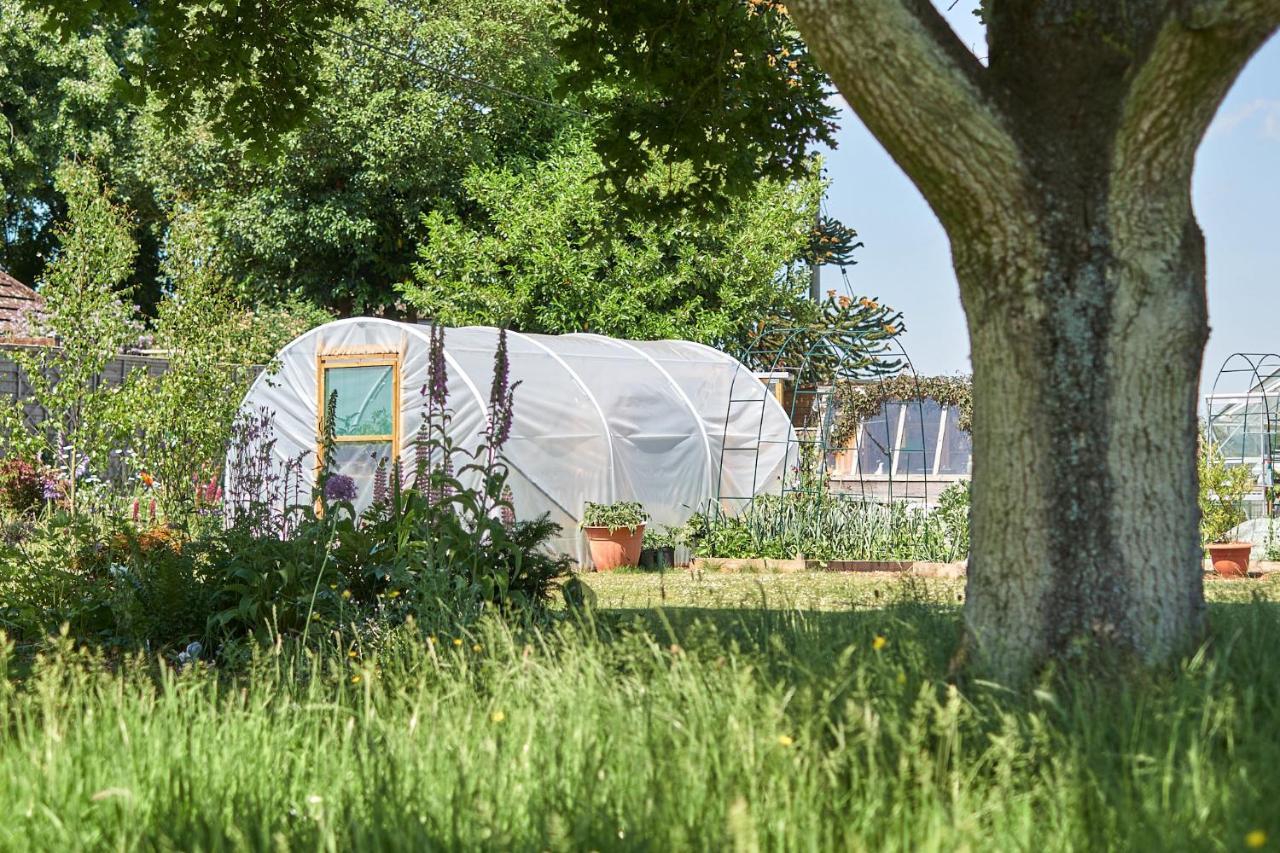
(0, 579), (1276, 850)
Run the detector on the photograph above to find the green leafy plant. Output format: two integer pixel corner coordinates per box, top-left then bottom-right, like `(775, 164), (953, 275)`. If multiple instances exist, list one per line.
(684, 486), (969, 564)
(581, 501), (648, 532)
(1199, 440), (1255, 546)
(642, 524), (681, 550)
(7, 161), (143, 513)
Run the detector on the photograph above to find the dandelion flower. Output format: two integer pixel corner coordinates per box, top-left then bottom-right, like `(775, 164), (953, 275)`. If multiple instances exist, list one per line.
(351, 674), (361, 684)
(472, 643), (482, 653)
(1246, 830), (1267, 849)
(872, 635), (887, 651)
(491, 710), (506, 724)
(777, 735), (794, 747)
(341, 589), (352, 600)
(348, 650), (357, 658)
(452, 638), (463, 647)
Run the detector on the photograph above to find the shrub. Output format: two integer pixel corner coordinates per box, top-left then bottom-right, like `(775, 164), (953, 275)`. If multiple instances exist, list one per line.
(0, 457), (46, 514)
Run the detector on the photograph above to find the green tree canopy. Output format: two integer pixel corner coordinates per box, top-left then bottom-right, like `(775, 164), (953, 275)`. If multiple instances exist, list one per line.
(401, 133), (822, 346)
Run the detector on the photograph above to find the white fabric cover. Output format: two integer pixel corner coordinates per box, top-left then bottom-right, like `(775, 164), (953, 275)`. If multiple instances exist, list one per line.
(230, 318), (795, 562)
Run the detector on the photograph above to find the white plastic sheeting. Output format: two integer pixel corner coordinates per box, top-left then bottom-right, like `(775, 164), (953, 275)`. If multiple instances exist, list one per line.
(230, 318), (795, 562)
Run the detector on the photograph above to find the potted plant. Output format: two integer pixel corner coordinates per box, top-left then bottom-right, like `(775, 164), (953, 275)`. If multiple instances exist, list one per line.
(1199, 440), (1257, 577)
(639, 524), (680, 570)
(580, 501), (648, 571)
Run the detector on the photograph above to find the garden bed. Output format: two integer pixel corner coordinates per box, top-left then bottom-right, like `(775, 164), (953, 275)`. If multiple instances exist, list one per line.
(689, 557), (966, 577)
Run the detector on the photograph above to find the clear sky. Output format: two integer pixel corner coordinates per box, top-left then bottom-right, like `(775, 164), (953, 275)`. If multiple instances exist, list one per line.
(818, 6), (1280, 400)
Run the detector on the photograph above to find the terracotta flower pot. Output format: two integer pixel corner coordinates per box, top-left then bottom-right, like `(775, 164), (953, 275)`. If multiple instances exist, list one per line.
(1209, 542), (1252, 578)
(584, 523), (645, 572)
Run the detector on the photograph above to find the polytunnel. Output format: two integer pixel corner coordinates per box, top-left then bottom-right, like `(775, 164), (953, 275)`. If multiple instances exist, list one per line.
(230, 318), (796, 563)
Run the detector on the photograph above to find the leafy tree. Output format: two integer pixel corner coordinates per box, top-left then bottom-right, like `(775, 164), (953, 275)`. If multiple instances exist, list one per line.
(562, 0), (1280, 680)
(131, 0), (571, 314)
(6, 161), (140, 511)
(0, 0), (164, 304)
(401, 134), (835, 347)
(21, 0), (360, 150)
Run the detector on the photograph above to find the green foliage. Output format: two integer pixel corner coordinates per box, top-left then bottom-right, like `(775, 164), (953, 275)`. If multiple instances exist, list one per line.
(558, 0), (838, 215)
(580, 501), (648, 532)
(641, 524), (682, 550)
(140, 0), (570, 313)
(1199, 440), (1255, 546)
(128, 209), (325, 515)
(831, 374), (974, 451)
(685, 487), (970, 563)
(739, 292), (905, 383)
(22, 0), (360, 151)
(7, 161), (141, 511)
(0, 0), (160, 294)
(0, 578), (1278, 848)
(402, 133), (822, 345)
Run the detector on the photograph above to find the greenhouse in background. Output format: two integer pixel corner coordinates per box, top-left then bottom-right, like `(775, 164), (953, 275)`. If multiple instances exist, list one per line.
(1204, 352), (1280, 520)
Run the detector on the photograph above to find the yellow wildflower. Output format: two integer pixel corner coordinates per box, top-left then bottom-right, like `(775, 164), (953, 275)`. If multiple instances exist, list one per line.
(777, 735), (794, 747)
(341, 589), (352, 600)
(348, 650), (357, 659)
(350, 674), (361, 684)
(491, 710), (506, 724)
(1246, 830), (1267, 849)
(472, 643), (482, 653)
(452, 638), (463, 647)
(872, 635), (887, 651)
(387, 589), (400, 598)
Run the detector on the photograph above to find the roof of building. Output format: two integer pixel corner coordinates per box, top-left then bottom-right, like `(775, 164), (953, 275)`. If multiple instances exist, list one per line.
(0, 269), (45, 338)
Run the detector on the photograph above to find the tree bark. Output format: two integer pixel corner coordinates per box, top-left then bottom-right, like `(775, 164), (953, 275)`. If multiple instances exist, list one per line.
(790, 0), (1280, 679)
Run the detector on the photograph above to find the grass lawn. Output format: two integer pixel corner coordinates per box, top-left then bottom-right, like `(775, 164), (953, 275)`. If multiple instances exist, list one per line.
(1, 571), (1278, 851)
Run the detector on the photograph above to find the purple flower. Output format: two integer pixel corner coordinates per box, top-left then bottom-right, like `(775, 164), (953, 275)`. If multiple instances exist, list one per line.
(324, 474), (357, 502)
(372, 456), (388, 505)
(500, 485), (515, 528)
(485, 327), (520, 457)
(429, 323), (448, 411)
(41, 477), (60, 501)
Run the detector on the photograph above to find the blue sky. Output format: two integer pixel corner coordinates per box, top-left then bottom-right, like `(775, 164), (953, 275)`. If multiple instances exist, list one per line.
(818, 7), (1280, 398)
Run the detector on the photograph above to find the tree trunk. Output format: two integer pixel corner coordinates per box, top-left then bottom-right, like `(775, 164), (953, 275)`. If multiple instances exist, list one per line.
(955, 211), (1209, 677)
(789, 0), (1280, 680)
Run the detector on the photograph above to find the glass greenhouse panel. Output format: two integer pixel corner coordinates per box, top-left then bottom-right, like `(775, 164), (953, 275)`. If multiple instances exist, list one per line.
(896, 400), (942, 475)
(324, 365), (394, 437)
(858, 402), (901, 477)
(937, 408), (973, 475)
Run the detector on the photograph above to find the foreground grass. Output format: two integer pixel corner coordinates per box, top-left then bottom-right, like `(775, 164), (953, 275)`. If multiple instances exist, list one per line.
(1, 573), (1278, 851)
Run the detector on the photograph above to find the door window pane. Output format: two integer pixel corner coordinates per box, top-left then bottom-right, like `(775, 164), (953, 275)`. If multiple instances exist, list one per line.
(328, 442), (393, 503)
(324, 365), (394, 437)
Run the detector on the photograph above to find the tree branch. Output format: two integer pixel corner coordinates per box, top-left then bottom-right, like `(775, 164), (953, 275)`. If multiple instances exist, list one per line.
(788, 0), (1037, 239)
(1111, 2), (1280, 249)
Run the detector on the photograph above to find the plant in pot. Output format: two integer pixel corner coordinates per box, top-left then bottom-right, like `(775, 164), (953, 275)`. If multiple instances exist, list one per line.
(580, 501), (648, 571)
(1199, 440), (1257, 577)
(639, 524), (680, 570)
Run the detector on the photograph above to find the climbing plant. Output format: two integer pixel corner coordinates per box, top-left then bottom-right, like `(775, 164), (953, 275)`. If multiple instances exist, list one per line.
(829, 373), (973, 451)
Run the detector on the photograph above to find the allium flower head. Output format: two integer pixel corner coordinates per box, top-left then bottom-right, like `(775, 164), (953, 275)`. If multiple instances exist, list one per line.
(324, 474), (357, 502)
